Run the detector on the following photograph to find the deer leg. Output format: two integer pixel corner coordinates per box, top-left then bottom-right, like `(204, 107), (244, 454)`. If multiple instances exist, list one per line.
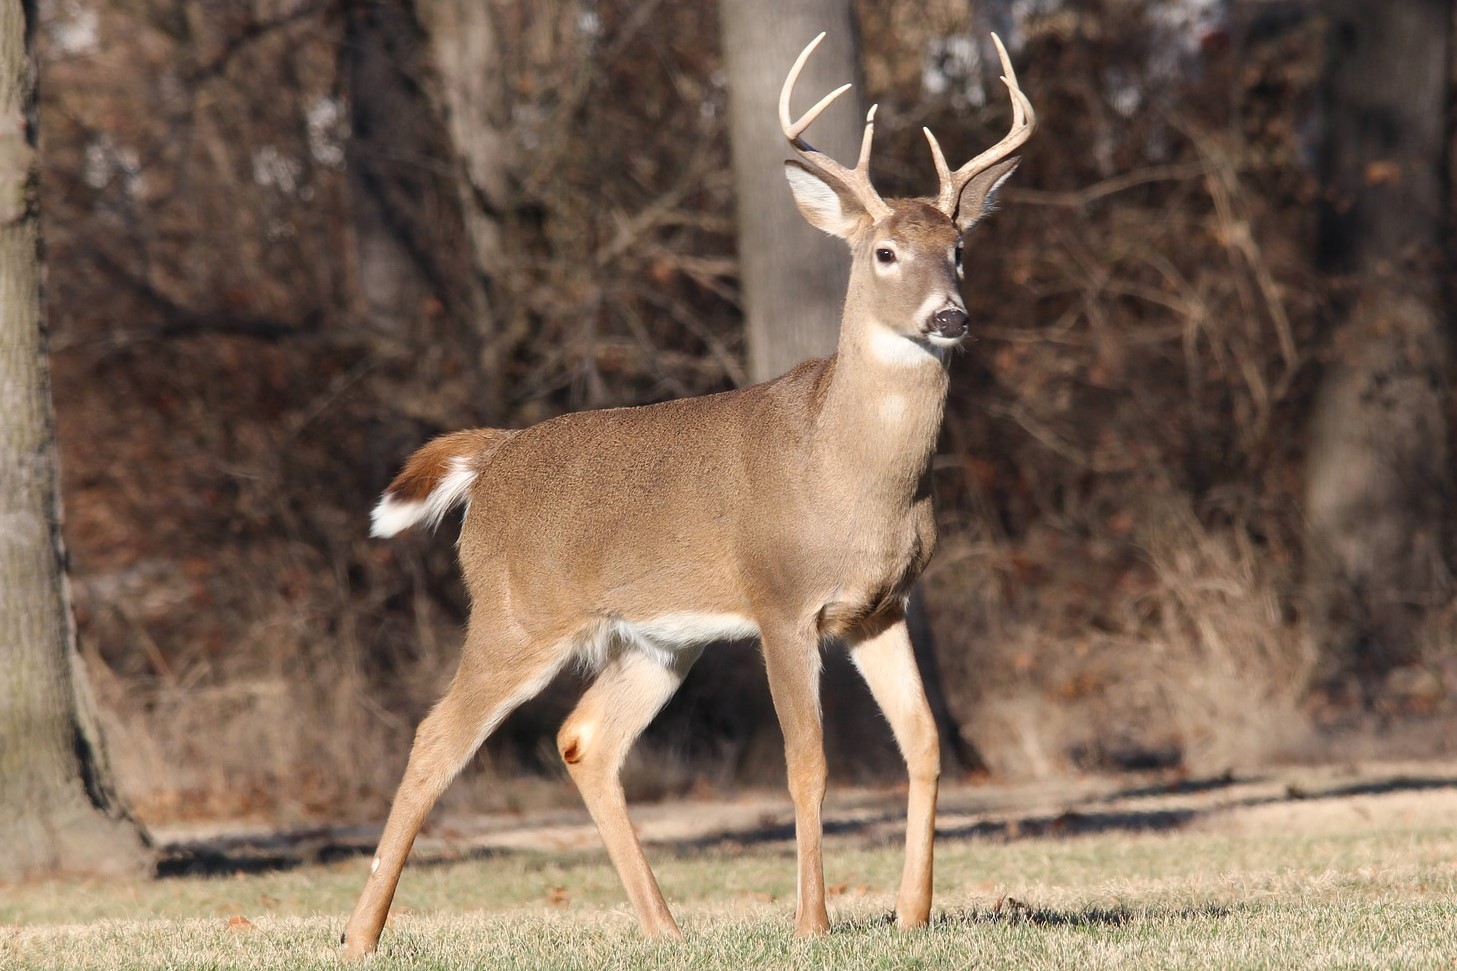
(760, 621), (830, 936)
(342, 622), (565, 959)
(848, 618), (940, 928)
(558, 644), (701, 938)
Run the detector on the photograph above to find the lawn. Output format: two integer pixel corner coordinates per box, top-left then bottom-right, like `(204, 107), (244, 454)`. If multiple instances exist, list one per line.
(3, 763), (1455, 969)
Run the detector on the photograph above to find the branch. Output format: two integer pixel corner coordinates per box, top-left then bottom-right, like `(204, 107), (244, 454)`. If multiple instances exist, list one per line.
(50, 250), (314, 351)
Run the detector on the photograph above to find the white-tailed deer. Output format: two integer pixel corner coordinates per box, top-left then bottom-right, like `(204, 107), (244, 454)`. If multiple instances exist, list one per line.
(341, 32), (1034, 957)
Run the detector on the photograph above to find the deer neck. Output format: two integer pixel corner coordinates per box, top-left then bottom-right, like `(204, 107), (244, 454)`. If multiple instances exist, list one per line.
(813, 295), (951, 502)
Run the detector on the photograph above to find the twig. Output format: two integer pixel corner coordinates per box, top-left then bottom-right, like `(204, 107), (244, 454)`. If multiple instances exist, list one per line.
(1005, 161), (1208, 209)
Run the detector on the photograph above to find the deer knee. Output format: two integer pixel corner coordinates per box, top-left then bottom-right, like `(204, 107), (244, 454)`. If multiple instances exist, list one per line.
(785, 748), (828, 805)
(904, 712), (941, 783)
(557, 721), (592, 767)
(911, 741), (941, 785)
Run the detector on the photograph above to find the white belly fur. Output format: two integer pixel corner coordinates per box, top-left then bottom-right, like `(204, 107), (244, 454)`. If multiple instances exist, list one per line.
(603, 612), (760, 669)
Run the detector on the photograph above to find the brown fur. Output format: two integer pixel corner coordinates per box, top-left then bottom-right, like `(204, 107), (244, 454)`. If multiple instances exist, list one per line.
(384, 428), (512, 503)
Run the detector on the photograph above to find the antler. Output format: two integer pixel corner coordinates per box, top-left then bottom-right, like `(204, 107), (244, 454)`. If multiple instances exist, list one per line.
(924, 33), (1037, 217)
(779, 32), (892, 222)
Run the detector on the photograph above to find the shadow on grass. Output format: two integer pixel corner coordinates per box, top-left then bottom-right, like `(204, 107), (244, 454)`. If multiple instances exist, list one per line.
(1098, 769), (1457, 806)
(1101, 769), (1245, 801)
(933, 901), (1233, 928)
(678, 803), (1203, 849)
(1297, 775), (1457, 800)
(156, 830), (526, 878)
(153, 772), (1457, 878)
(937, 806), (1198, 841)
(668, 811), (918, 851)
(156, 824), (385, 878)
(837, 901), (1233, 934)
(933, 771), (1457, 846)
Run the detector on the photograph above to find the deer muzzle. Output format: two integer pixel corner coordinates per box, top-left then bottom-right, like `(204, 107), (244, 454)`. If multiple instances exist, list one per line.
(928, 307), (968, 340)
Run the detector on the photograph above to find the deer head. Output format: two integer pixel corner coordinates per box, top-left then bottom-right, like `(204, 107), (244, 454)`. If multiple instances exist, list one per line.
(779, 33), (1035, 357)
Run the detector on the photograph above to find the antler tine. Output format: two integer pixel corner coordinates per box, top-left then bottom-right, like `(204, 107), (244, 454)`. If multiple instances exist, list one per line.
(924, 126), (953, 208)
(780, 33), (891, 221)
(779, 34), (848, 140)
(929, 33), (1038, 216)
(855, 104), (878, 168)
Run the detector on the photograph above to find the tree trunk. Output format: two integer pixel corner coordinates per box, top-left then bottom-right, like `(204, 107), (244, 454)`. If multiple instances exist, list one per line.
(344, 1), (446, 344)
(718, 0), (977, 777)
(410, 0), (517, 419)
(1305, 0), (1452, 700)
(0, 0), (150, 880)
(720, 0), (861, 382)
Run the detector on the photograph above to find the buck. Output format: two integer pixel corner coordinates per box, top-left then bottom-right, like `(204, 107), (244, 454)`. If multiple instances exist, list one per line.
(341, 32), (1034, 957)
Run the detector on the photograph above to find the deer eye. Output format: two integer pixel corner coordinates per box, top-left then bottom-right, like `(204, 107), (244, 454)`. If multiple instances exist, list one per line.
(875, 247), (897, 264)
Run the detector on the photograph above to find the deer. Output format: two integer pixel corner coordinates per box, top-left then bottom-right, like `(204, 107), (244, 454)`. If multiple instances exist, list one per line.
(341, 31), (1034, 958)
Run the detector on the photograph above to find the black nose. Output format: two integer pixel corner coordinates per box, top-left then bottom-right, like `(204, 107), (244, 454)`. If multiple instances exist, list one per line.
(933, 307), (968, 338)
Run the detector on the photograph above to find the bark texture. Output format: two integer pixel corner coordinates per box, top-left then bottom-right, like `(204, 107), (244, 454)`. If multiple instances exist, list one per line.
(344, 1), (444, 342)
(0, 0), (149, 879)
(413, 0), (513, 306)
(407, 0), (520, 418)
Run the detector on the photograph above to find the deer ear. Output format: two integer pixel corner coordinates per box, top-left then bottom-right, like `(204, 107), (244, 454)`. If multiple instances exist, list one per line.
(954, 157), (1020, 234)
(785, 160), (869, 239)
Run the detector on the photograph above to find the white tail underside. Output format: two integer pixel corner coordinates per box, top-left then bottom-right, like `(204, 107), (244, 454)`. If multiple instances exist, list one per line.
(369, 457), (479, 538)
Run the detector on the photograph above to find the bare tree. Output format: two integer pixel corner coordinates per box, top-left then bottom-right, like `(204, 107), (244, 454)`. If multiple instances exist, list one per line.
(409, 0), (518, 417)
(344, 0), (450, 343)
(1305, 0), (1452, 698)
(0, 0), (150, 879)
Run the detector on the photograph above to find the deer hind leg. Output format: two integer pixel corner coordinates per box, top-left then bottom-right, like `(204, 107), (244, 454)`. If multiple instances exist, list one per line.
(848, 617), (940, 929)
(557, 641), (702, 939)
(760, 619), (830, 936)
(341, 618), (567, 959)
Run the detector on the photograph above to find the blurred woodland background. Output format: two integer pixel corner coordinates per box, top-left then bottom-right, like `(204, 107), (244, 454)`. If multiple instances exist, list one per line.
(20, 0), (1457, 834)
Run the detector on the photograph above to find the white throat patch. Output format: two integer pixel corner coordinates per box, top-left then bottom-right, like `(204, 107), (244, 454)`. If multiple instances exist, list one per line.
(867, 323), (946, 367)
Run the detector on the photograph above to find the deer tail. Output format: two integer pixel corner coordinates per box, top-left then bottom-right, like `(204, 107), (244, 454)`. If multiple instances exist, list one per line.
(370, 428), (513, 538)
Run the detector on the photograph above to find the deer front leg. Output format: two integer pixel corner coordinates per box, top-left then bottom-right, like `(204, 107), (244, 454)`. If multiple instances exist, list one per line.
(848, 618), (939, 928)
(558, 645), (701, 939)
(760, 621), (830, 936)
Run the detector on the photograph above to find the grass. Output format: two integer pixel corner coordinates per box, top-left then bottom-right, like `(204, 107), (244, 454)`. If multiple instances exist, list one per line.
(3, 768), (1456, 969)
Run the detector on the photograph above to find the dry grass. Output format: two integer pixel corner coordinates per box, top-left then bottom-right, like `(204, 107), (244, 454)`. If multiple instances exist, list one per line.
(4, 762), (1456, 969)
(927, 481), (1316, 779)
